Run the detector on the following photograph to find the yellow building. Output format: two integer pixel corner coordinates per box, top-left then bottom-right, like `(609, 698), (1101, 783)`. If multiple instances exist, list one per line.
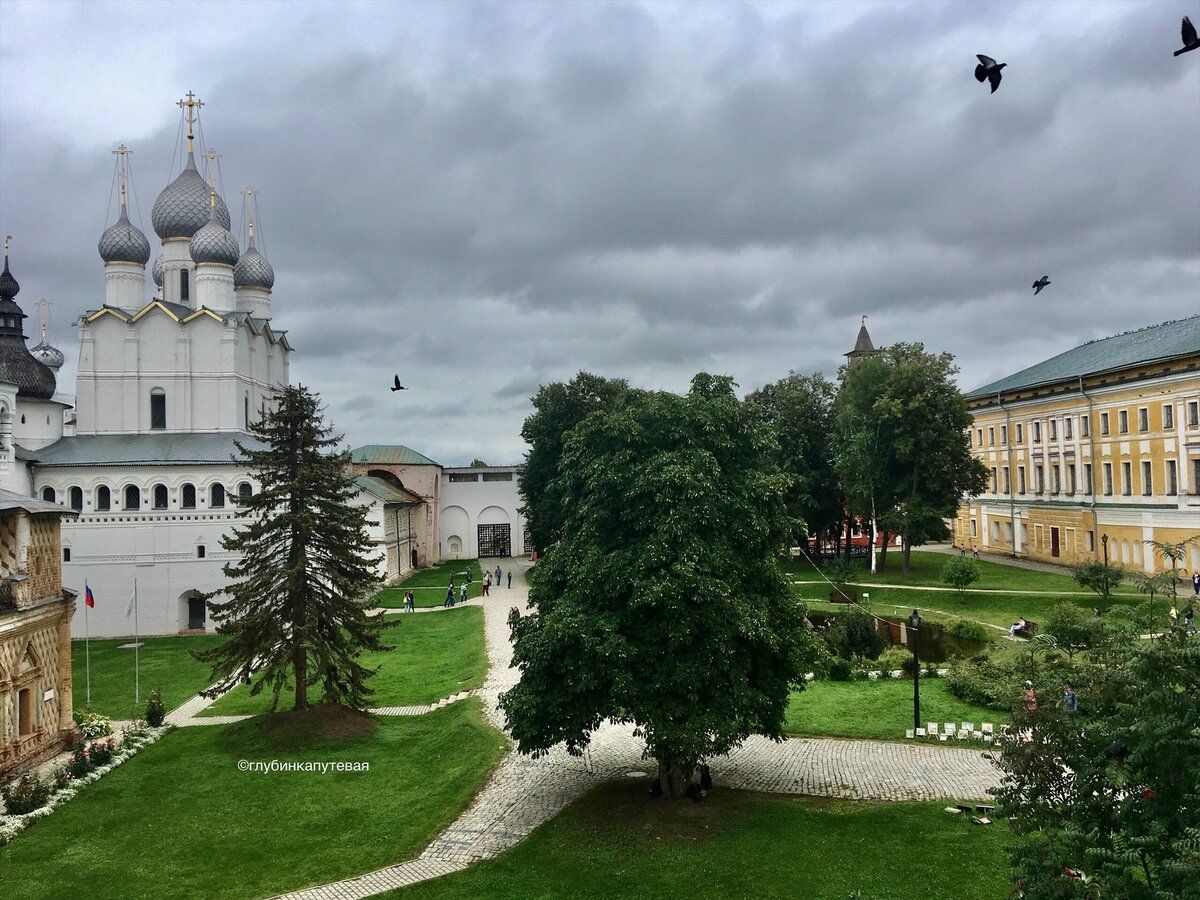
(954, 315), (1200, 575)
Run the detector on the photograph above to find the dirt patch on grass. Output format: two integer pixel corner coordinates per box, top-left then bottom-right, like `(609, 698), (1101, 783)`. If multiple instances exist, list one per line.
(242, 703), (377, 747)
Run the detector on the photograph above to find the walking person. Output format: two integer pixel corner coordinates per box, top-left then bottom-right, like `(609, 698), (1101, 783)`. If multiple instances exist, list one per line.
(1193, 571), (1199, 596)
(507, 570), (512, 589)
(495, 565), (502, 586)
(483, 572), (490, 597)
(1022, 680), (1038, 713)
(460, 582), (468, 605)
(1185, 605), (1196, 634)
(1061, 683), (1078, 726)
(445, 584), (455, 608)
(405, 590), (414, 613)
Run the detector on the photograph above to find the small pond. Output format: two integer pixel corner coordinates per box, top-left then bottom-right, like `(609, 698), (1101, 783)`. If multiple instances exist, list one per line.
(806, 611), (988, 663)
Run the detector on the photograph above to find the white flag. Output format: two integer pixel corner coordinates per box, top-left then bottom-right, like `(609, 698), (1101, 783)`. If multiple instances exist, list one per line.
(125, 587), (137, 618)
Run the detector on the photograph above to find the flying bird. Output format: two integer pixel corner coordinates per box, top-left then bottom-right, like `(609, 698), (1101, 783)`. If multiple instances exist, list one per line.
(974, 55), (1006, 93)
(1032, 276), (1051, 295)
(1176, 16), (1199, 56)
(390, 375), (407, 392)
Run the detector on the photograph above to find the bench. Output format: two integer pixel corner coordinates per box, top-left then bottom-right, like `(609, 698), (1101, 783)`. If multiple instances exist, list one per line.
(1013, 620), (1038, 639)
(828, 588), (859, 604)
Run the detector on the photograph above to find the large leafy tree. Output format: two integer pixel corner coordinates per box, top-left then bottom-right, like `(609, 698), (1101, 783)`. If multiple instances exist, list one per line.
(745, 372), (843, 550)
(995, 639), (1200, 898)
(501, 374), (817, 796)
(194, 385), (390, 712)
(518, 371), (630, 553)
(835, 343), (986, 574)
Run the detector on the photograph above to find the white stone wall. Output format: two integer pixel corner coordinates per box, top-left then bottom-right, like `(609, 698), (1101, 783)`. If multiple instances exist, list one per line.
(440, 468), (525, 559)
(35, 461), (257, 637)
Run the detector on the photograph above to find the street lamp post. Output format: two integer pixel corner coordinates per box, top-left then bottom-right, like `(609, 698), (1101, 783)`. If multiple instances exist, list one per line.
(908, 609), (921, 732)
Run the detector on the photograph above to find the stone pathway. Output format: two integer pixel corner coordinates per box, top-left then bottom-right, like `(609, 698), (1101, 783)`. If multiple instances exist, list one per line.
(270, 559), (1001, 899)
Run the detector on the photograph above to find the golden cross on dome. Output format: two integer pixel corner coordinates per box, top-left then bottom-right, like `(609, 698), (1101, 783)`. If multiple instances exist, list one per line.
(112, 143), (132, 211)
(38, 298), (51, 340)
(177, 91), (204, 152)
(242, 186), (257, 238)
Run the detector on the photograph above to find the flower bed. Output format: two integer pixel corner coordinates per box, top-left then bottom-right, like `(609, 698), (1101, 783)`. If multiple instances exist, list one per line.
(0, 723), (169, 845)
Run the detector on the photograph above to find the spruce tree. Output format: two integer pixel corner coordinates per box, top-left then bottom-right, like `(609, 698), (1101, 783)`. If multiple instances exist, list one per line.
(194, 385), (390, 712)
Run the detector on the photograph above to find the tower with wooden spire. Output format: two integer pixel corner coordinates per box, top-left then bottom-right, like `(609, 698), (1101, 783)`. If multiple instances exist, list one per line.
(234, 186), (275, 318)
(844, 315), (879, 364)
(98, 144), (151, 312)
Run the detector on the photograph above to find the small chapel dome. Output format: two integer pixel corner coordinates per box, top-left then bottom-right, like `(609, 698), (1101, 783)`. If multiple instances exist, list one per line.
(151, 152), (231, 241)
(190, 205), (240, 267)
(152, 254), (164, 288)
(233, 236), (274, 290)
(98, 208), (151, 265)
(31, 339), (66, 370)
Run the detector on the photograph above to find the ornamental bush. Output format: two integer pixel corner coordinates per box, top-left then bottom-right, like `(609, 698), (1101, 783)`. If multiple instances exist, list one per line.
(88, 736), (118, 767)
(145, 689), (166, 727)
(828, 658), (853, 681)
(945, 654), (1020, 710)
(73, 710), (113, 739)
(946, 616), (989, 643)
(0, 770), (51, 816)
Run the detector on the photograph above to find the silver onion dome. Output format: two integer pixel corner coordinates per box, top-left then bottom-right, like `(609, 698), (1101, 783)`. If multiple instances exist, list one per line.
(233, 236), (274, 290)
(98, 208), (152, 265)
(31, 339), (66, 369)
(189, 207), (240, 267)
(152, 254), (164, 288)
(151, 152), (231, 240)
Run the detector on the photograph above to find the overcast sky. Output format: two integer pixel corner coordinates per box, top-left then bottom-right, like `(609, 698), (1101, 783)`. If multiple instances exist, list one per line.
(1, 0), (1197, 465)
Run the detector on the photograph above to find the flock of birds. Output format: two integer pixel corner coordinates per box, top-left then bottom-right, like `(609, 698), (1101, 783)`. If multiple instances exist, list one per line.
(390, 17), (1200, 394)
(976, 15), (1198, 306)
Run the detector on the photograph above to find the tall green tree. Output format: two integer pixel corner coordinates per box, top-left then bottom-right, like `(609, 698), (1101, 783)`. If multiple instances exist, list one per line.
(501, 374), (818, 797)
(194, 385), (389, 712)
(835, 344), (986, 574)
(995, 639), (1200, 898)
(518, 372), (631, 553)
(745, 372), (843, 550)
(1071, 560), (1126, 615)
(941, 556), (981, 604)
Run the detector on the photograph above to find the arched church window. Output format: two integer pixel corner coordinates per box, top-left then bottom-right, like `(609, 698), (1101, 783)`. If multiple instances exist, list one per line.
(150, 389), (166, 430)
(96, 486), (111, 511)
(180, 268), (189, 301)
(69, 486), (83, 510)
(181, 483), (196, 509)
(124, 485), (141, 511)
(210, 484), (225, 508)
(238, 481), (253, 500)
(20, 414), (25, 424)
(41, 486), (55, 503)
(153, 484), (168, 509)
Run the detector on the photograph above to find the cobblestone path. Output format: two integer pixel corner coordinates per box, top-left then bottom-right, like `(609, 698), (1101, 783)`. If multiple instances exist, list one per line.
(271, 559), (1000, 899)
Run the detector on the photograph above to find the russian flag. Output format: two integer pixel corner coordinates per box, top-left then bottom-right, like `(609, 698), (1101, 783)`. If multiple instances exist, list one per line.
(85, 584), (95, 608)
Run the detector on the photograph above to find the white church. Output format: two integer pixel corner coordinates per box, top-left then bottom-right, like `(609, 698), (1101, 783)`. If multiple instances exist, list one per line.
(0, 95), (525, 639)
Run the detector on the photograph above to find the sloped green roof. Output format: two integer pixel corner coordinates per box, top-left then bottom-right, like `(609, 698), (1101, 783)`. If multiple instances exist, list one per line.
(350, 445), (440, 467)
(968, 316), (1200, 400)
(27, 432), (266, 467)
(352, 475), (423, 505)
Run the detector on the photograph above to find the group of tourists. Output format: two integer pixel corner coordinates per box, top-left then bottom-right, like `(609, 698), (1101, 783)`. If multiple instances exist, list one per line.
(437, 564), (513, 606)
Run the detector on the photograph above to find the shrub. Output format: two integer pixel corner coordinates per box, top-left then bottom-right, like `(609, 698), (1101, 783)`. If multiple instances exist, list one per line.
(0, 770), (51, 816)
(828, 658), (853, 681)
(65, 746), (95, 780)
(945, 617), (989, 643)
(145, 689), (166, 728)
(876, 646), (911, 675)
(945, 654), (1021, 709)
(941, 557), (981, 603)
(88, 736), (118, 767)
(73, 710), (113, 739)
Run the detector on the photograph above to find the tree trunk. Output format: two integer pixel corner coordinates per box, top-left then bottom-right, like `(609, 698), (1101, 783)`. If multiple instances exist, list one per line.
(656, 758), (694, 799)
(901, 534), (912, 576)
(294, 646), (309, 710)
(844, 507), (853, 560)
(879, 531), (890, 571)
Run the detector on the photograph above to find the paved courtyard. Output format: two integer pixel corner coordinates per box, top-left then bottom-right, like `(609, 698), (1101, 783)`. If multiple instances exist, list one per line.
(270, 559), (1001, 899)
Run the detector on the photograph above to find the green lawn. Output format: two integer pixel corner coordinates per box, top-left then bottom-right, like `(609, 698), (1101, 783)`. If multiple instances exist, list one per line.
(390, 781), (1012, 900)
(787, 548), (1136, 594)
(72, 634), (226, 719)
(797, 584), (1140, 631)
(1, 700), (507, 899)
(374, 559), (489, 607)
(201, 607), (486, 716)
(784, 678), (1004, 741)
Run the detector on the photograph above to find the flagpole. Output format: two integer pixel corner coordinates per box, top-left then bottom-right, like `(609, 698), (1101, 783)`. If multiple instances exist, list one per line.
(133, 578), (140, 707)
(85, 586), (91, 710)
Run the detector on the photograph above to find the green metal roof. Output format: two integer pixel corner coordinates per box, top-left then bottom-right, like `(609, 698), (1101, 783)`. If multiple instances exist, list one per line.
(352, 475), (423, 505)
(968, 316), (1200, 400)
(26, 432), (266, 467)
(349, 444), (440, 467)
